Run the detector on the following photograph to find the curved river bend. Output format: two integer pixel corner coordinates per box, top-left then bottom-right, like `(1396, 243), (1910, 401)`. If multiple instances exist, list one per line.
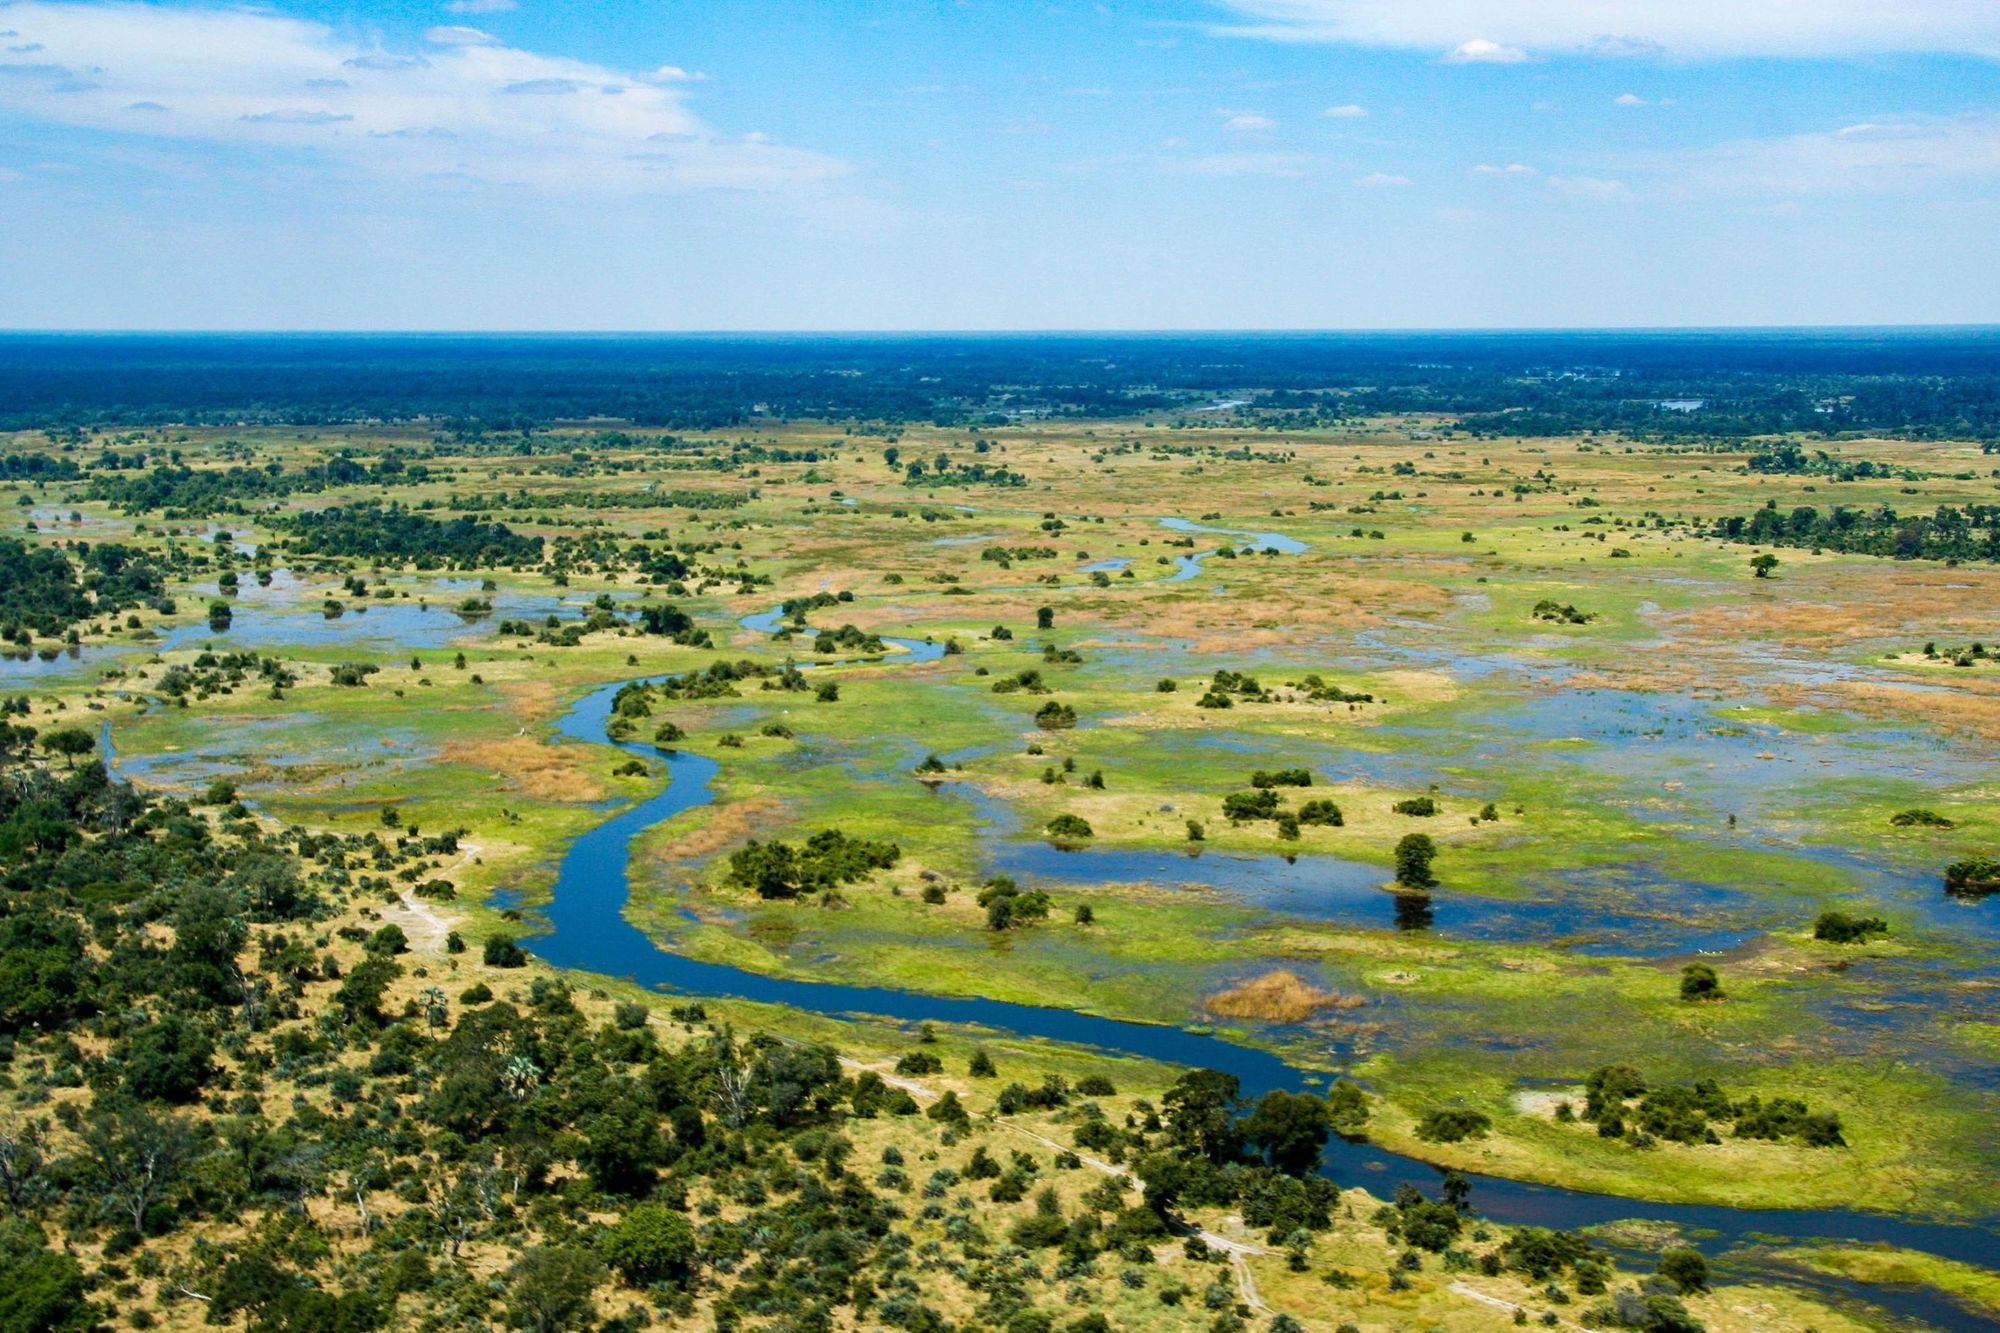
(528, 683), (1996, 1321)
(517, 537), (1997, 1328)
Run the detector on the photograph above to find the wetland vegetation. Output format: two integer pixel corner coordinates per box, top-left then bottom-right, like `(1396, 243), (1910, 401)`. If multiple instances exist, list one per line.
(2, 332), (1999, 1332)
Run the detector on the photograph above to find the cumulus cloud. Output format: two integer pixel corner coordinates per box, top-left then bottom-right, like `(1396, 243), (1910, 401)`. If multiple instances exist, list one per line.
(0, 2), (848, 194)
(1219, 109), (1277, 131)
(1210, 1), (2000, 60)
(1321, 103), (1366, 118)
(239, 108), (353, 124)
(501, 77), (588, 95)
(424, 25), (499, 46)
(1444, 39), (1528, 64)
(1354, 171), (1412, 187)
(1472, 162), (1536, 175)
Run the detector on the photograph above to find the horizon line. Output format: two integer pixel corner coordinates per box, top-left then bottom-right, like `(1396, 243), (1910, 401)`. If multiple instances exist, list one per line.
(2, 323), (1999, 338)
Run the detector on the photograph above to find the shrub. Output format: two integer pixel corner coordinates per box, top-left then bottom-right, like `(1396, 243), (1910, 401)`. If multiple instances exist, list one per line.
(484, 936), (528, 968)
(1297, 799), (1343, 826)
(1415, 1108), (1491, 1143)
(1656, 1247), (1709, 1295)
(1812, 911), (1888, 943)
(1392, 796), (1438, 817)
(1678, 963), (1722, 1002)
(1035, 701), (1078, 729)
(1223, 789), (1282, 821)
(1944, 857), (2000, 898)
(602, 1204), (698, 1286)
(1046, 814), (1094, 841)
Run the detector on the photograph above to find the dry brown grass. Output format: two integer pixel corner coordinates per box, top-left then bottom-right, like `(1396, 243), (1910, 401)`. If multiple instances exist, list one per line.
(1205, 969), (1364, 1023)
(438, 735), (605, 802)
(652, 795), (785, 863)
(1830, 680), (2000, 741)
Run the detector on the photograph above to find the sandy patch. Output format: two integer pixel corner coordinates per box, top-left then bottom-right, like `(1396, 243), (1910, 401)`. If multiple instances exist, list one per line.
(1511, 1088), (1582, 1118)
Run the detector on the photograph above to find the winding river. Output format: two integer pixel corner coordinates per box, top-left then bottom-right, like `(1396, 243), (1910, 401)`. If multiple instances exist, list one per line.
(515, 554), (1999, 1329)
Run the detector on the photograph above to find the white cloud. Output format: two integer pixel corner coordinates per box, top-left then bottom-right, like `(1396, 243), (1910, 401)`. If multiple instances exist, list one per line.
(240, 108), (353, 124)
(1444, 38), (1528, 64)
(1354, 171), (1412, 187)
(642, 65), (707, 83)
(1219, 109), (1277, 131)
(442, 0), (518, 13)
(1210, 1), (2000, 59)
(1547, 174), (1632, 201)
(1321, 103), (1367, 118)
(1472, 162), (1536, 175)
(0, 2), (847, 195)
(424, 26), (499, 47)
(1673, 115), (2000, 195)
(1614, 92), (1646, 106)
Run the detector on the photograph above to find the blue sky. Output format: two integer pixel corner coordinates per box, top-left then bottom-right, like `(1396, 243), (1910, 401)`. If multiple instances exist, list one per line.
(2, 0), (1997, 329)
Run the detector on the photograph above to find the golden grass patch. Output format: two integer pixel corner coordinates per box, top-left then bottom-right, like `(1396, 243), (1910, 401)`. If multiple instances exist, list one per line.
(1205, 968), (1365, 1023)
(651, 795), (785, 864)
(438, 735), (606, 802)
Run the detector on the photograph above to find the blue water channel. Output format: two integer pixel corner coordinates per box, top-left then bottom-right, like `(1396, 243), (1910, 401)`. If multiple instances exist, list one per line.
(520, 668), (2000, 1327)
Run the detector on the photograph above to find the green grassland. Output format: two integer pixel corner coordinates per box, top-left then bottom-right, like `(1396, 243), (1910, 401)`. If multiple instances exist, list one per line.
(11, 414), (2000, 1233)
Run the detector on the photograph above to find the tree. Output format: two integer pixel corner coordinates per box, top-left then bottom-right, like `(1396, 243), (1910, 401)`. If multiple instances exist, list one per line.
(168, 883), (247, 1003)
(1657, 1246), (1709, 1294)
(36, 727), (93, 769)
(1678, 963), (1722, 1002)
(1750, 553), (1780, 579)
(1394, 833), (1438, 889)
(1036, 606), (1054, 630)
(507, 1246), (605, 1333)
(484, 936), (529, 967)
(1162, 1068), (1242, 1162)
(335, 956), (402, 1025)
(120, 1015), (214, 1103)
(0, 1119), (45, 1211)
(80, 1102), (200, 1235)
(0, 1223), (93, 1333)
(1241, 1090), (1332, 1175)
(751, 1042), (842, 1124)
(603, 1204), (698, 1286)
(1045, 813), (1093, 841)
(579, 1097), (668, 1196)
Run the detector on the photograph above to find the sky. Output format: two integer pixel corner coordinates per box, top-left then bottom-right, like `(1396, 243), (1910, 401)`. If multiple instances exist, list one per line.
(2, 0), (1998, 330)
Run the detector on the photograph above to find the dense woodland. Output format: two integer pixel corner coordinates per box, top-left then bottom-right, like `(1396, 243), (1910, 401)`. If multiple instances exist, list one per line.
(4, 333), (1998, 441)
